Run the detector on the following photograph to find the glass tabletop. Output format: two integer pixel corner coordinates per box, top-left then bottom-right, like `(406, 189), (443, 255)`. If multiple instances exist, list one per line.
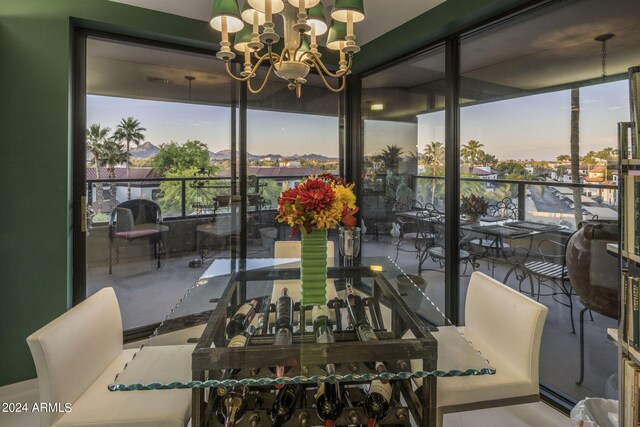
(109, 256), (494, 391)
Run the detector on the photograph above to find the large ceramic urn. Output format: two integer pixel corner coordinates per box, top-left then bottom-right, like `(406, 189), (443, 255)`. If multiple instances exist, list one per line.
(565, 220), (618, 318)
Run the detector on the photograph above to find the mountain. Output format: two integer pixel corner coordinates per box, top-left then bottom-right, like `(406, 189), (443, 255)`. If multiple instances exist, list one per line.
(130, 141), (160, 159)
(292, 153), (338, 161)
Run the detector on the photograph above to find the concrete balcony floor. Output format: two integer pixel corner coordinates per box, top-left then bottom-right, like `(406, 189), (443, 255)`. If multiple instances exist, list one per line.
(87, 236), (617, 403)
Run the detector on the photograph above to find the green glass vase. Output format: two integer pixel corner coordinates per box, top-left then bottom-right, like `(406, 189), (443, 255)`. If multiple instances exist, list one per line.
(300, 228), (328, 305)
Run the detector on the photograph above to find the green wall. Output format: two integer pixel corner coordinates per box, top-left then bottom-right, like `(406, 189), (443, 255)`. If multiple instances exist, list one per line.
(0, 0), (531, 387)
(0, 0), (218, 387)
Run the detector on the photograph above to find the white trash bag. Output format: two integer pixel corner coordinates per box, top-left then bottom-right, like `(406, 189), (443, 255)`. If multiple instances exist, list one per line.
(570, 398), (618, 427)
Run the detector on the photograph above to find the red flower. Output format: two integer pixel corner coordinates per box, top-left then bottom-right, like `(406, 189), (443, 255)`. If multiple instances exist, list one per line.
(297, 178), (335, 212)
(342, 206), (359, 229)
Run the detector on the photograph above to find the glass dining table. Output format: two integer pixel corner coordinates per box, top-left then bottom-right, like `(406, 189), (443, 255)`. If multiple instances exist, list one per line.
(108, 256), (495, 427)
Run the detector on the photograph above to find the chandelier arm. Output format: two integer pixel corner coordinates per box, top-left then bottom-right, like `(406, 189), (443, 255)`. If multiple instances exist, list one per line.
(223, 53), (276, 83)
(224, 61), (254, 82)
(250, 52), (277, 75)
(315, 64), (347, 93)
(247, 64), (274, 94)
(304, 52), (352, 79)
(266, 44), (282, 72)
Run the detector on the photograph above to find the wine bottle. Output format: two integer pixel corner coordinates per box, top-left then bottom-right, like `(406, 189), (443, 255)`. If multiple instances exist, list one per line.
(273, 288), (294, 385)
(363, 380), (392, 427)
(312, 305), (337, 375)
(275, 288), (294, 330)
(273, 326), (293, 383)
(226, 299), (258, 338)
(345, 289), (387, 375)
(271, 383), (304, 427)
(222, 313), (264, 379)
(315, 382), (344, 427)
(219, 385), (249, 427)
(345, 287), (369, 328)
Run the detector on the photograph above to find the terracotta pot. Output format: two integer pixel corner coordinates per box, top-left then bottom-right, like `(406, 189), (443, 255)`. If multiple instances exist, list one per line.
(566, 220), (618, 319)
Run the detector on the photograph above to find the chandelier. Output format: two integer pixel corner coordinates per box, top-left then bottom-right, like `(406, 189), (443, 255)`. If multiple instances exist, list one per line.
(210, 0), (365, 98)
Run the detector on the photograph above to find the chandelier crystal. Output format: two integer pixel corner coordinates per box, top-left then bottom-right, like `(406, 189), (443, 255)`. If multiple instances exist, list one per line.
(210, 0), (365, 98)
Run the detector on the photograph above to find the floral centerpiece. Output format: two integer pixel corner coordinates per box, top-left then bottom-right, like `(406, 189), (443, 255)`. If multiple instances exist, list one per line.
(460, 194), (489, 221)
(276, 174), (358, 304)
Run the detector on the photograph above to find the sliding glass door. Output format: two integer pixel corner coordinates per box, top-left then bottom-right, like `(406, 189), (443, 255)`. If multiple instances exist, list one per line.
(81, 35), (238, 331)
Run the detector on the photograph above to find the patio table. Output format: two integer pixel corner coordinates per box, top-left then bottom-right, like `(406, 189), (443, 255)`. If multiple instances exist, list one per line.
(108, 256), (495, 427)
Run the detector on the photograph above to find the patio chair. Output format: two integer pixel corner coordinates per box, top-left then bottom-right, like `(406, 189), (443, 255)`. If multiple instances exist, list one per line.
(521, 232), (577, 333)
(108, 199), (167, 274)
(394, 202), (437, 263)
(26, 287), (192, 427)
(424, 210), (477, 275)
(468, 197), (519, 271)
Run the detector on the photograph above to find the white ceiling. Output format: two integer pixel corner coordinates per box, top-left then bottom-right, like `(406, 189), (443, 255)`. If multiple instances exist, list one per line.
(108, 0), (446, 46)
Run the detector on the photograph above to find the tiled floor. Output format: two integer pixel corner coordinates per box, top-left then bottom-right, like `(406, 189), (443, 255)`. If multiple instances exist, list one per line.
(0, 379), (572, 427)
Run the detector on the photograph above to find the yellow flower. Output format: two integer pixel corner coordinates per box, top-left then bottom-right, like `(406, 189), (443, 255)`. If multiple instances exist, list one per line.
(332, 184), (356, 209)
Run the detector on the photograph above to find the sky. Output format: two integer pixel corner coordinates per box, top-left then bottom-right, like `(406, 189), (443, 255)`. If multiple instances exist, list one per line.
(417, 79), (630, 160)
(87, 95), (339, 157)
(87, 79), (630, 161)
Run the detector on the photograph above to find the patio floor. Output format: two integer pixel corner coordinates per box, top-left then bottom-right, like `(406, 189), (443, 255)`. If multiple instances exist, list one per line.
(87, 235), (617, 403)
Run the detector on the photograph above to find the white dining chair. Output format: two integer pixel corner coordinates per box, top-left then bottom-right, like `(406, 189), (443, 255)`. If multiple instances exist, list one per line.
(433, 271), (548, 427)
(26, 287), (192, 427)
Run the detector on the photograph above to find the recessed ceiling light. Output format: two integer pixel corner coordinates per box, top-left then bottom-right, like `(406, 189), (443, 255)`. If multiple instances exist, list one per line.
(370, 103), (384, 111)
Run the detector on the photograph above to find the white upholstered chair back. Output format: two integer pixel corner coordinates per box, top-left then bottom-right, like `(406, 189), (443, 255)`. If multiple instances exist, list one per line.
(465, 272), (547, 384)
(274, 240), (335, 258)
(26, 288), (123, 427)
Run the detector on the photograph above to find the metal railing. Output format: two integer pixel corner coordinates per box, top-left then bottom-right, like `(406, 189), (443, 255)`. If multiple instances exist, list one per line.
(86, 174), (618, 228)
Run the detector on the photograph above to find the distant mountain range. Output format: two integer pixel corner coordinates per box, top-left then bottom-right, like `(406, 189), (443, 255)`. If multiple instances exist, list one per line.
(128, 142), (338, 161)
(129, 141), (160, 159)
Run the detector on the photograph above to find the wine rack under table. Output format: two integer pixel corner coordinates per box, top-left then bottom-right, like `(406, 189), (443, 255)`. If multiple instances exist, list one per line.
(192, 266), (438, 427)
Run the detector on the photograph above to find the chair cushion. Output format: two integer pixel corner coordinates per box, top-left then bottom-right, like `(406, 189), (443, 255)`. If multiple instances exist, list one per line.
(54, 348), (192, 427)
(114, 229), (161, 239)
(434, 326), (538, 408)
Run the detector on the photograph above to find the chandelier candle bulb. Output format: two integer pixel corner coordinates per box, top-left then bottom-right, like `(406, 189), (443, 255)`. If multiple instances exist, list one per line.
(211, 0), (362, 96)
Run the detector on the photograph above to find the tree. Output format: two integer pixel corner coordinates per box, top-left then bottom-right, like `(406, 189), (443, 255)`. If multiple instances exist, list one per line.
(101, 139), (128, 211)
(477, 151), (498, 168)
(597, 147), (618, 180)
(496, 161), (528, 179)
(461, 140), (484, 165)
(423, 141), (445, 204)
(556, 154), (570, 177)
(86, 124), (111, 213)
(570, 88), (583, 226)
(114, 117), (146, 200)
(581, 150), (598, 173)
(376, 144), (404, 174)
(153, 140), (212, 174)
(152, 141), (219, 215)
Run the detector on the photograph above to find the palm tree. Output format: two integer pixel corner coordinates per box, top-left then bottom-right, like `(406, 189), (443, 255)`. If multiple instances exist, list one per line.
(556, 154), (570, 177)
(597, 147), (618, 180)
(570, 88), (583, 226)
(86, 124), (111, 213)
(461, 140), (484, 166)
(101, 139), (128, 211)
(581, 150), (599, 173)
(376, 144), (404, 174)
(423, 141), (445, 204)
(114, 117), (146, 200)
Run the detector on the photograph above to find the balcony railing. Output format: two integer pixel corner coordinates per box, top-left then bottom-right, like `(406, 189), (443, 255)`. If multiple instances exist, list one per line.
(87, 174), (618, 230)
